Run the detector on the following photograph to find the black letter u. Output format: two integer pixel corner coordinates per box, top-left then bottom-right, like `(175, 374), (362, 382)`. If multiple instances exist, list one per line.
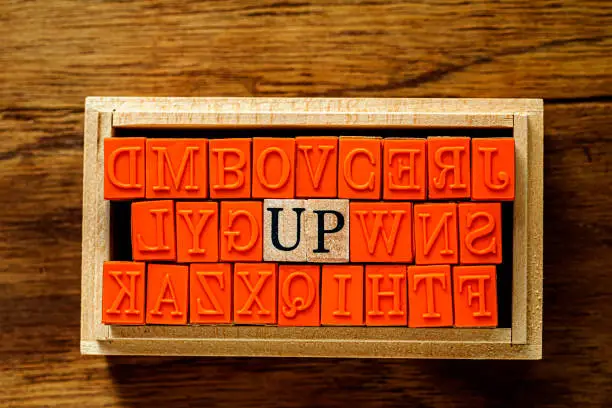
(268, 207), (305, 251)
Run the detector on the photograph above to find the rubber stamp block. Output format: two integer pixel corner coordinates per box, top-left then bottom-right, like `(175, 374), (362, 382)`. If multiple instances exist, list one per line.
(220, 201), (263, 262)
(278, 264), (321, 326)
(264, 199), (307, 262)
(383, 138), (427, 200)
(407, 265), (453, 327)
(296, 136), (338, 198)
(453, 265), (498, 327)
(365, 264), (407, 326)
(252, 137), (295, 198)
(146, 263), (189, 325)
(338, 137), (382, 200)
(472, 138), (515, 201)
(146, 138), (208, 199)
(132, 200), (176, 261)
(321, 265), (364, 326)
(209, 138), (251, 199)
(104, 137), (146, 200)
(305, 199), (349, 263)
(102, 261), (146, 325)
(234, 263), (277, 324)
(427, 137), (470, 199)
(349, 201), (413, 263)
(414, 202), (458, 265)
(176, 201), (219, 263)
(190, 263), (232, 324)
(458, 202), (502, 264)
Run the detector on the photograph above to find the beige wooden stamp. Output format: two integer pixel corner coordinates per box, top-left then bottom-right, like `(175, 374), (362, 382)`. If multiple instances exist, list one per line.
(306, 199), (350, 263)
(264, 199), (307, 262)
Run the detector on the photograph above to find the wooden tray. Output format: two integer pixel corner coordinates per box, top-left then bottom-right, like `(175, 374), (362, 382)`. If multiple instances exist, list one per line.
(81, 97), (543, 359)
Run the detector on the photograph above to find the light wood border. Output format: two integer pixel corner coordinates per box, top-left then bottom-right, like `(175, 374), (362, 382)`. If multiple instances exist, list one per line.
(81, 98), (543, 359)
(512, 113), (529, 345)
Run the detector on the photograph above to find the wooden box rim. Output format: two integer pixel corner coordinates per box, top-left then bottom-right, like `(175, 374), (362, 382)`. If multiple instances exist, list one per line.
(81, 97), (543, 359)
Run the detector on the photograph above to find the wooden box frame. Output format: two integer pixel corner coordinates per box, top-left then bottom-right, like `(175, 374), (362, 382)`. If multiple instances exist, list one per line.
(81, 97), (543, 359)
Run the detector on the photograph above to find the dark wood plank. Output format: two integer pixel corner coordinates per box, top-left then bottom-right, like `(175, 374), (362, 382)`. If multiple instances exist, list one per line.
(1, 0), (611, 406)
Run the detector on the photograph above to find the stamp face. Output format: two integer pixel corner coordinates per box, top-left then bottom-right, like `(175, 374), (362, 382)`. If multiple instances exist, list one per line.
(82, 98), (542, 359)
(321, 265), (364, 326)
(189, 263), (232, 324)
(264, 199), (308, 262)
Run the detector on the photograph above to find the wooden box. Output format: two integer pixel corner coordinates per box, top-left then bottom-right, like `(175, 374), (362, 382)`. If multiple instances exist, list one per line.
(81, 97), (543, 359)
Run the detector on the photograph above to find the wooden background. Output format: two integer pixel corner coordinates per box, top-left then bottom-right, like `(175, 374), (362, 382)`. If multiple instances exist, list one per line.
(1, 0), (610, 406)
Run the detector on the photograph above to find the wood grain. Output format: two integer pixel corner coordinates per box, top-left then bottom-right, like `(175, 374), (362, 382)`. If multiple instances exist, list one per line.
(1, 0), (610, 406)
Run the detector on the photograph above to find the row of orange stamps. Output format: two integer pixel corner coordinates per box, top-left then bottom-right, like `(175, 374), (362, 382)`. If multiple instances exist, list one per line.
(103, 262), (497, 327)
(130, 200), (502, 265)
(104, 136), (514, 201)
